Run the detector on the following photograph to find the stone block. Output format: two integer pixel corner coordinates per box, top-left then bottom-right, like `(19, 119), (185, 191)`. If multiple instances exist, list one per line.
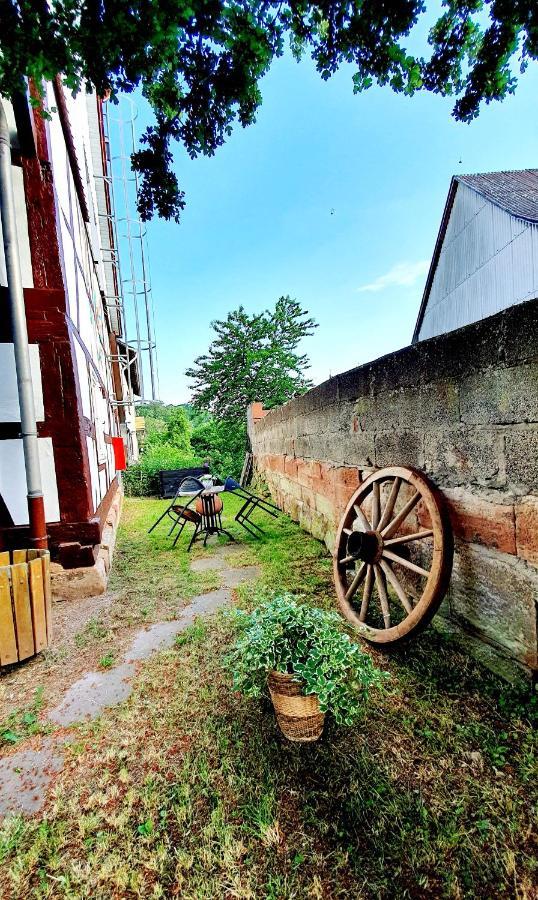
(333, 466), (361, 511)
(284, 455), (298, 479)
(460, 364), (538, 425)
(366, 382), (460, 430)
(449, 543), (538, 668)
(502, 297), (538, 366)
(515, 496), (538, 565)
(312, 463), (336, 500)
(314, 492), (334, 521)
(433, 614), (533, 684)
(369, 343), (423, 393)
(443, 488), (516, 554)
(416, 312), (506, 383)
(337, 364), (371, 403)
(341, 431), (375, 467)
(424, 427), (501, 487)
(504, 428), (538, 492)
(51, 557), (107, 601)
(375, 429), (424, 469)
(309, 508), (329, 542)
(308, 377), (339, 410)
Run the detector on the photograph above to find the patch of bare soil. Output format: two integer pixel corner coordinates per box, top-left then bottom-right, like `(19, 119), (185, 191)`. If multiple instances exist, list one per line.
(0, 591), (142, 723)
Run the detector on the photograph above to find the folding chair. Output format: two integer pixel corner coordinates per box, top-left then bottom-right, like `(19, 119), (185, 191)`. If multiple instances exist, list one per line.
(223, 477), (280, 538)
(148, 476), (204, 548)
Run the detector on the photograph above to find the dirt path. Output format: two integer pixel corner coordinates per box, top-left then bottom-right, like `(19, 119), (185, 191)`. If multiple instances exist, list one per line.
(0, 544), (260, 818)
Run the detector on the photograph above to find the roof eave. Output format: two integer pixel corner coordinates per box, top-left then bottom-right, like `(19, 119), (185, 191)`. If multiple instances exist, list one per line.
(412, 177), (459, 344)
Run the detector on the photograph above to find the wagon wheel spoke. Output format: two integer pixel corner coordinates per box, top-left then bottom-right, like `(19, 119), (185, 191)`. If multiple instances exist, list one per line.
(381, 491), (421, 540)
(374, 564), (391, 628)
(382, 548), (431, 578)
(379, 559), (413, 614)
(345, 562), (367, 601)
(353, 504), (371, 532)
(377, 477), (401, 532)
(359, 564), (374, 622)
(384, 529), (433, 547)
(339, 554), (355, 566)
(371, 481), (381, 530)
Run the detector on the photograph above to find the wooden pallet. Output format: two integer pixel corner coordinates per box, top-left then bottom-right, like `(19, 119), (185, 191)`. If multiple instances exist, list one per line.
(0, 549), (52, 666)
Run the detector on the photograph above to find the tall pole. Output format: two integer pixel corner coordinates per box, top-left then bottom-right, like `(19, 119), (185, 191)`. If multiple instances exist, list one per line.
(0, 99), (47, 548)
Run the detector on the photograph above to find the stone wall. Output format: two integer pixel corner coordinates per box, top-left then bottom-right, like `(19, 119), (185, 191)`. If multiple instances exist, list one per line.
(249, 299), (538, 682)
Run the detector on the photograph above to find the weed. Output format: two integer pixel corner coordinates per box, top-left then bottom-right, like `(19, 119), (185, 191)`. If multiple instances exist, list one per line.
(98, 652), (115, 669)
(74, 616), (109, 648)
(0, 687), (48, 745)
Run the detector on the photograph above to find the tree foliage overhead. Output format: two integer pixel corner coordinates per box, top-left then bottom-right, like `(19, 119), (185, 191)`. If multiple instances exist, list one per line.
(3, 1), (537, 222)
(186, 296), (317, 424)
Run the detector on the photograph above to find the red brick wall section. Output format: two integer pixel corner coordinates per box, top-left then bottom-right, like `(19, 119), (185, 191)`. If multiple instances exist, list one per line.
(248, 299), (538, 682)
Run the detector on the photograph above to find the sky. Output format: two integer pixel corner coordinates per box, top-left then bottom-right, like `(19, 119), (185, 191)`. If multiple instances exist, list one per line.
(133, 39), (538, 405)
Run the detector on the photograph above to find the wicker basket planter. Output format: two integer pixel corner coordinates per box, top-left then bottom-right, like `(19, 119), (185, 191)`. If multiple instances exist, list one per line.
(0, 549), (52, 666)
(267, 670), (325, 743)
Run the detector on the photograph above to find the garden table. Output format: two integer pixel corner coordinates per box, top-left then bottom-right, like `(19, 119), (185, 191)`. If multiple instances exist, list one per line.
(189, 485), (235, 549)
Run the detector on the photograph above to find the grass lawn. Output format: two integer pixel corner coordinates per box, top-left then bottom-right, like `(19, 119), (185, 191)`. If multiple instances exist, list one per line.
(1, 495), (536, 899)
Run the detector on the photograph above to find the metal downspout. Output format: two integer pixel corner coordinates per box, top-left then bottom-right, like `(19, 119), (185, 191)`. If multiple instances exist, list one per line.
(0, 98), (47, 548)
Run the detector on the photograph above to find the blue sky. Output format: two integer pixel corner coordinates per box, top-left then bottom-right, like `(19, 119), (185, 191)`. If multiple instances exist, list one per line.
(137, 49), (538, 404)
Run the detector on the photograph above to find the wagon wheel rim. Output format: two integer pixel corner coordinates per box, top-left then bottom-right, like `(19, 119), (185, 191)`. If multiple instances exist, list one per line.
(333, 466), (453, 645)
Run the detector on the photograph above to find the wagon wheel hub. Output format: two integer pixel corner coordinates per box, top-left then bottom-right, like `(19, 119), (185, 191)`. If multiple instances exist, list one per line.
(333, 465), (453, 646)
(346, 529), (382, 564)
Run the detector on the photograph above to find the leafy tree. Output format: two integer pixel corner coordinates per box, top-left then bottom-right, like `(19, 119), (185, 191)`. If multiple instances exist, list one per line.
(3, 1), (537, 222)
(186, 296), (317, 425)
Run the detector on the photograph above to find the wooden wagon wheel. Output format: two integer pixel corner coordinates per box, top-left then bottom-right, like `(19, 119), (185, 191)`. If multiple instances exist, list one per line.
(333, 466), (453, 645)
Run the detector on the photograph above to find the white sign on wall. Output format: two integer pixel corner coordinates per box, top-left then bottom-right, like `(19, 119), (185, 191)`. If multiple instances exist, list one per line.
(0, 343), (45, 422)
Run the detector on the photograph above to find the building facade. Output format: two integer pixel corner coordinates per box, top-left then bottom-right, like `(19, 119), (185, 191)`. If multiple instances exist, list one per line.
(0, 80), (139, 569)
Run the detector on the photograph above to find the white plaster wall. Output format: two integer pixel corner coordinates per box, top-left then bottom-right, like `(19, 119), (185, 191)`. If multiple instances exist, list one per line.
(0, 343), (44, 422)
(0, 438), (60, 524)
(0, 162), (34, 289)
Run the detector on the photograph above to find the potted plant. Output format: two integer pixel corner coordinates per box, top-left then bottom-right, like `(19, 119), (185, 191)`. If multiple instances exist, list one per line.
(225, 594), (387, 742)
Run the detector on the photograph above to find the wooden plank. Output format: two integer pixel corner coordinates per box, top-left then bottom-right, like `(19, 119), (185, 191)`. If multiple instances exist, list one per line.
(0, 551), (10, 566)
(29, 557), (47, 652)
(12, 563), (34, 660)
(27, 549), (39, 561)
(40, 552), (53, 643)
(12, 549), (28, 564)
(0, 568), (18, 665)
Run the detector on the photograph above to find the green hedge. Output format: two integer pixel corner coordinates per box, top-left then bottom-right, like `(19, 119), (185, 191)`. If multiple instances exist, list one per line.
(123, 444), (201, 497)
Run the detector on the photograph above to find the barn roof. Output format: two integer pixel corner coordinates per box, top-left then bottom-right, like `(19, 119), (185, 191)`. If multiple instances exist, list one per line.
(412, 169), (538, 342)
(457, 169), (538, 222)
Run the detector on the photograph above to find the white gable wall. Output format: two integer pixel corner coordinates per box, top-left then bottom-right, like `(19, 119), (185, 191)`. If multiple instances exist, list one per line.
(417, 182), (538, 340)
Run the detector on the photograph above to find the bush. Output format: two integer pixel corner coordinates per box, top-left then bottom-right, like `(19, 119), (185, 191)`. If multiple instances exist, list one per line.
(224, 594), (388, 726)
(123, 444), (200, 497)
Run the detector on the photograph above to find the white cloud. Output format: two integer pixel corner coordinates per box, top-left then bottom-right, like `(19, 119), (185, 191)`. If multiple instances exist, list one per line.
(357, 259), (429, 293)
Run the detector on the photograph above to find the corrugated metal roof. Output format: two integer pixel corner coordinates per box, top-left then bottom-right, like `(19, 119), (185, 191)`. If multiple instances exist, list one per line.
(457, 169), (538, 222)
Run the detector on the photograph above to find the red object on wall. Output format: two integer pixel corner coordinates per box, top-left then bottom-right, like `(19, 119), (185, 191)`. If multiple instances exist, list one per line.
(112, 437), (127, 471)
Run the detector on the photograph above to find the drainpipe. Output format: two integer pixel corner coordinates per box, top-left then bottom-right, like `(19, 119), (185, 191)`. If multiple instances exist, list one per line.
(0, 98), (47, 549)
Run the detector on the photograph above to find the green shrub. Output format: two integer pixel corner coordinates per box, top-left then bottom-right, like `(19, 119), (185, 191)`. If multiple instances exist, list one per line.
(224, 594), (388, 726)
(123, 444), (200, 497)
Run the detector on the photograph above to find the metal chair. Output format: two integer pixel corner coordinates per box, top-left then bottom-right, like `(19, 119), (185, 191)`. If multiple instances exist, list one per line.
(148, 477), (204, 547)
(223, 477), (280, 538)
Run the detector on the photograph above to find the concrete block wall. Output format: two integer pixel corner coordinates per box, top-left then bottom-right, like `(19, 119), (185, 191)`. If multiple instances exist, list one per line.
(249, 299), (538, 682)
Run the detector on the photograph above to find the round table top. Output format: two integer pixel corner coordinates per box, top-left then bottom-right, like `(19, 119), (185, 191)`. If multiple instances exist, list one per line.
(176, 484), (225, 497)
